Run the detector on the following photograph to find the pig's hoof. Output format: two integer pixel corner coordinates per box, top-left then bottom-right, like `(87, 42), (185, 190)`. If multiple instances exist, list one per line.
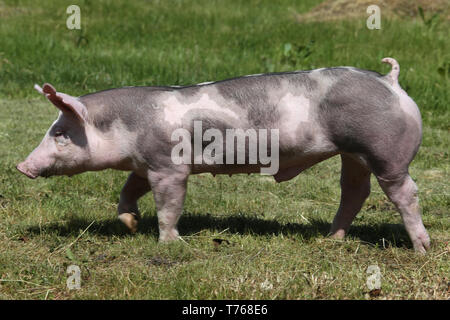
(329, 229), (346, 240)
(412, 233), (431, 254)
(158, 229), (180, 242)
(118, 213), (139, 233)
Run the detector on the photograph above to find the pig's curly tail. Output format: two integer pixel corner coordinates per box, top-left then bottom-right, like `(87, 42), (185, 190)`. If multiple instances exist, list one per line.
(381, 57), (400, 85)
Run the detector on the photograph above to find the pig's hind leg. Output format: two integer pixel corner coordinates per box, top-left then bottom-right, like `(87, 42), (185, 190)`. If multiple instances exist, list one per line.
(363, 119), (429, 252)
(351, 123), (429, 253)
(329, 154), (371, 239)
(376, 174), (430, 253)
(118, 172), (152, 233)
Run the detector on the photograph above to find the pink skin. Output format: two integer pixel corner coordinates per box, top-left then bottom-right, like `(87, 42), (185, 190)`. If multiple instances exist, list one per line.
(17, 61), (430, 254)
(17, 83), (178, 240)
(329, 154), (371, 239)
(17, 83), (183, 241)
(16, 83), (128, 179)
(377, 175), (430, 254)
(117, 173), (151, 233)
(147, 167), (189, 242)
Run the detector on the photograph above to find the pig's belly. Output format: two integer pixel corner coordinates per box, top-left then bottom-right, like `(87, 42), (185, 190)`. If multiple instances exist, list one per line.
(190, 118), (338, 178)
(191, 151), (337, 175)
(191, 132), (338, 180)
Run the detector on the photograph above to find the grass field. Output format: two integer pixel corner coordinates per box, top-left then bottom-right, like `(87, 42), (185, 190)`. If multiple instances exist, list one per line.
(0, 0), (449, 299)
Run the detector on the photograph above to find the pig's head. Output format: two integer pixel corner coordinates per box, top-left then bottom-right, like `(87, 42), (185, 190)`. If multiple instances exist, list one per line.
(16, 83), (112, 179)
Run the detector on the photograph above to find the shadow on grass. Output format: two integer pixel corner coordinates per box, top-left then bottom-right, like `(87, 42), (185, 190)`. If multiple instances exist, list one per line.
(24, 211), (412, 249)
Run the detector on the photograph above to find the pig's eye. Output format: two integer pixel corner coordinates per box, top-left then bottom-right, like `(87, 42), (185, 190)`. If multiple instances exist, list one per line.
(55, 131), (68, 139)
(54, 131), (69, 146)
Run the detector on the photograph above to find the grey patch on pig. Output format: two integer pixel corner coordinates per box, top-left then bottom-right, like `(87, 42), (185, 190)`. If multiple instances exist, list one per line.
(49, 118), (88, 148)
(136, 124), (173, 171)
(80, 87), (167, 132)
(287, 72), (318, 93)
(215, 76), (280, 128)
(317, 70), (416, 178)
(195, 116), (257, 166)
(214, 72), (316, 129)
(320, 67), (383, 79)
(319, 67), (352, 77)
(137, 109), (240, 171)
(291, 121), (324, 155)
(177, 85), (202, 98)
(168, 72), (319, 130)
(351, 68), (383, 78)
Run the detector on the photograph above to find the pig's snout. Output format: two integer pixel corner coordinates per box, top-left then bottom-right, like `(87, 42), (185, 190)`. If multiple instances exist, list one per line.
(16, 161), (38, 179)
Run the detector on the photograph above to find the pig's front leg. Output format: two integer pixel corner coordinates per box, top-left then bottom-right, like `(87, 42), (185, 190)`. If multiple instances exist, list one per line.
(118, 172), (151, 233)
(148, 169), (189, 242)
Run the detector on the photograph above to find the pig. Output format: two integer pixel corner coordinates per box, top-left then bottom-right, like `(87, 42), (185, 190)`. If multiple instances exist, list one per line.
(17, 57), (430, 253)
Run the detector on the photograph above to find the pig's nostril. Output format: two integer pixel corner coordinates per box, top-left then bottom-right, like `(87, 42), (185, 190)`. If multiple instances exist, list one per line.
(16, 162), (37, 179)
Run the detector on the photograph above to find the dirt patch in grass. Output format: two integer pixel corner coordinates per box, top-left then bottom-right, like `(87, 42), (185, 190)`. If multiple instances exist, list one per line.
(296, 0), (450, 22)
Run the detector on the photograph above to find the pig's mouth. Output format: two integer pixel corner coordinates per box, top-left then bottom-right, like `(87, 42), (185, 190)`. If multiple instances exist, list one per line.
(39, 168), (57, 178)
(17, 161), (78, 179)
(16, 162), (59, 179)
(16, 163), (38, 179)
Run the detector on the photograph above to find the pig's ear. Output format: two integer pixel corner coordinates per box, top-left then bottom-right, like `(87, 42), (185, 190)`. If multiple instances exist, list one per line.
(34, 83), (88, 123)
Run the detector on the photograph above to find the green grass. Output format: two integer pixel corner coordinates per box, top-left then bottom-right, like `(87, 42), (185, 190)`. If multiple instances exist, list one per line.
(0, 0), (449, 299)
